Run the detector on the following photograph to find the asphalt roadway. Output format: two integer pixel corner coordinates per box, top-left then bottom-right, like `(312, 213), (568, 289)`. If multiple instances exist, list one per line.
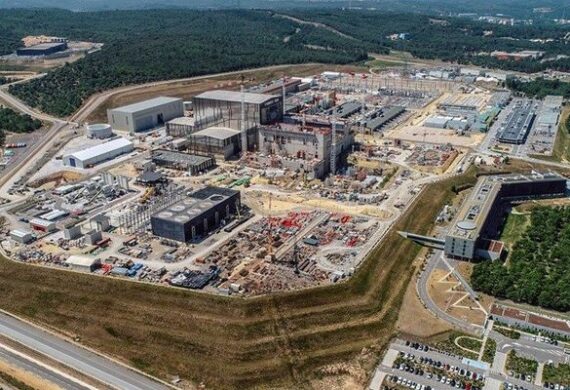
(417, 249), (484, 335)
(0, 343), (91, 390)
(0, 312), (169, 390)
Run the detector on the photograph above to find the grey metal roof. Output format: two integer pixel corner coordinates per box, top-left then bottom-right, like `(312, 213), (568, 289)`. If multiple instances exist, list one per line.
(111, 97), (182, 114)
(152, 187), (238, 224)
(194, 90), (278, 105)
(192, 127), (241, 140)
(68, 138), (133, 162)
(152, 149), (213, 165)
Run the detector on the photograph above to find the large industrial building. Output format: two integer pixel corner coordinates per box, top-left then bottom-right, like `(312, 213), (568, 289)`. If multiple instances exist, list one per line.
(498, 99), (536, 144)
(256, 115), (353, 179)
(16, 42), (68, 56)
(107, 97), (184, 133)
(165, 117), (195, 137)
(192, 90), (283, 130)
(63, 138), (134, 169)
(189, 127), (243, 159)
(445, 172), (567, 260)
(151, 187), (240, 242)
(151, 149), (215, 174)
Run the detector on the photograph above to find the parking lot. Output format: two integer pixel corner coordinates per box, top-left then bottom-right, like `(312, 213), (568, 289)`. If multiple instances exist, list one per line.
(370, 338), (567, 390)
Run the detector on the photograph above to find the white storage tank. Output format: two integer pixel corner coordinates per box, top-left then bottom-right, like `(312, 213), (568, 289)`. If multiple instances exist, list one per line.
(86, 123), (113, 139)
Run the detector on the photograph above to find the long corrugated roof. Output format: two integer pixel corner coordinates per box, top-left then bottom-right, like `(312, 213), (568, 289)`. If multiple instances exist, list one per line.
(111, 97), (182, 114)
(195, 90), (278, 105)
(68, 138), (133, 162)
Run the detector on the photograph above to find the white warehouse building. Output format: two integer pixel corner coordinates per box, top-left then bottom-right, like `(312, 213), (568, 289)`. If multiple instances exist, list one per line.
(107, 96), (184, 132)
(63, 138), (134, 169)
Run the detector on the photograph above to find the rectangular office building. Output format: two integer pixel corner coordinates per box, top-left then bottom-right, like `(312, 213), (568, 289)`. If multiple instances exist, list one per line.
(445, 172), (567, 260)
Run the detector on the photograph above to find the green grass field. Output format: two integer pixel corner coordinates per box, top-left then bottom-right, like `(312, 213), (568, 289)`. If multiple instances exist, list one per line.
(500, 212), (530, 256)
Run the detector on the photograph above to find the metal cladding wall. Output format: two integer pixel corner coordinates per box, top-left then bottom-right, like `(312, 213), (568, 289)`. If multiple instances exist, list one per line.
(16, 42), (68, 56)
(108, 98), (184, 132)
(192, 95), (282, 130)
(151, 188), (240, 242)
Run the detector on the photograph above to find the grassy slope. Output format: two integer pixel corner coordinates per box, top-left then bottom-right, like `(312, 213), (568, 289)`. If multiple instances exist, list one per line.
(0, 164), (560, 389)
(500, 212), (530, 254)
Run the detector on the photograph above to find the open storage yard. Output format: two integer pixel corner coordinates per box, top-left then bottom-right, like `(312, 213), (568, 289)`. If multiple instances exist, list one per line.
(0, 163), (486, 389)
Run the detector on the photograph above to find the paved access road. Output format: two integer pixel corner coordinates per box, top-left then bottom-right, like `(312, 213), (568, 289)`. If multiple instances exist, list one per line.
(0, 343), (92, 390)
(417, 249), (483, 335)
(0, 313), (170, 390)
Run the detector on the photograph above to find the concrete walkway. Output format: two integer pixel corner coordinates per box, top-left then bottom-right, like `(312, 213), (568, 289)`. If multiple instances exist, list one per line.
(535, 362), (544, 386)
(492, 351), (508, 375)
(382, 348), (399, 367)
(479, 319), (494, 360)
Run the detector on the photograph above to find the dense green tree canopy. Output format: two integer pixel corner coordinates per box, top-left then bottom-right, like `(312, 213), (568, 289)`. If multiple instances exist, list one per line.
(472, 206), (570, 312)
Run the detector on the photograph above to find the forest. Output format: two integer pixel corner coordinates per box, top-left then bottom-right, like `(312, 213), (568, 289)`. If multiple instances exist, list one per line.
(506, 77), (570, 99)
(0, 107), (42, 133)
(2, 9), (370, 117)
(2, 8), (569, 117)
(471, 206), (570, 312)
(283, 10), (570, 73)
(4, 0), (567, 20)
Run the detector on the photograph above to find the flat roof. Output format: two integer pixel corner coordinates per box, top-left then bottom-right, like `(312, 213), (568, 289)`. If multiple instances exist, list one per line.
(425, 116), (451, 126)
(20, 42), (66, 50)
(194, 90), (278, 105)
(167, 117), (195, 126)
(152, 149), (213, 165)
(111, 97), (182, 114)
(439, 94), (486, 109)
(499, 99), (536, 143)
(68, 138), (133, 162)
(327, 101), (362, 118)
(365, 106), (405, 130)
(152, 187), (239, 224)
(448, 172), (566, 240)
(192, 126), (241, 140)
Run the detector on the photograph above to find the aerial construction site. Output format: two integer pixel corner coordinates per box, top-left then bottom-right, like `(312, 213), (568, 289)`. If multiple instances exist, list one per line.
(0, 65), (537, 297)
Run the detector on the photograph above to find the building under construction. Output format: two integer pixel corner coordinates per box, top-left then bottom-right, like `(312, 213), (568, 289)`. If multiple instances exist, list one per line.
(255, 115), (354, 179)
(151, 149), (215, 174)
(192, 90), (283, 131)
(188, 126), (248, 160)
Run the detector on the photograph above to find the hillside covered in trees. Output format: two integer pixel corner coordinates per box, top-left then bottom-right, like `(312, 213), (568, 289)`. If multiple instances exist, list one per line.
(2, 9), (372, 117)
(507, 77), (570, 99)
(283, 10), (570, 73)
(472, 206), (570, 312)
(2, 8), (569, 117)
(0, 107), (42, 133)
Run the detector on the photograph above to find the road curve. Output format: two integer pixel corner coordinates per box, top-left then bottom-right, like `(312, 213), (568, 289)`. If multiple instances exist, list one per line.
(417, 250), (483, 335)
(0, 88), (62, 124)
(0, 312), (170, 390)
